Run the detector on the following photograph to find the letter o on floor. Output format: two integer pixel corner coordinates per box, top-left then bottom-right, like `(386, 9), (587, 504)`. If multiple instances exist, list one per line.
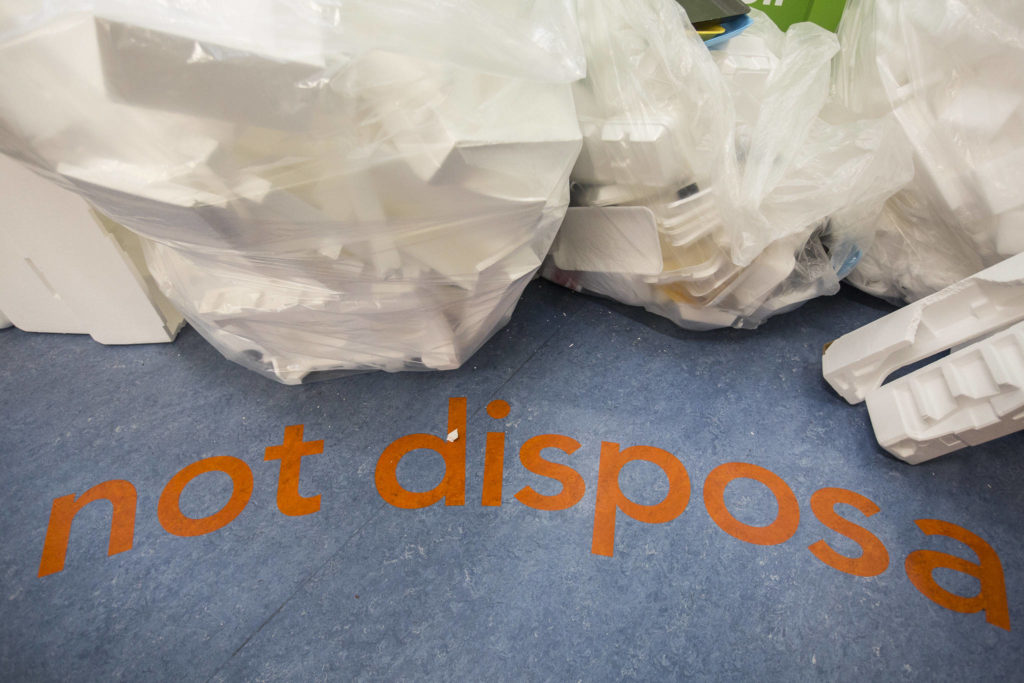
(158, 456), (254, 537)
(703, 462), (800, 546)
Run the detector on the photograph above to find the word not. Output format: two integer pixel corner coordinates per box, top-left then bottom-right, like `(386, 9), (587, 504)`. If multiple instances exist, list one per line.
(38, 425), (322, 578)
(376, 398), (1011, 631)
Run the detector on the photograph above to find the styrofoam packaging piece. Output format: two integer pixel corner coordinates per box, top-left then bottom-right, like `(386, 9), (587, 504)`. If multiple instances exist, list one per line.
(823, 252), (1024, 405)
(865, 320), (1024, 464)
(655, 189), (721, 248)
(0, 155), (184, 344)
(0, 15), (232, 200)
(572, 118), (693, 188)
(393, 199), (551, 288)
(349, 50), (582, 197)
(550, 207), (664, 276)
(0, 308), (11, 329)
(938, 85), (1021, 139)
(996, 210), (1024, 257)
(94, 0), (328, 66)
(714, 33), (780, 104)
(976, 148), (1024, 217)
(706, 238), (800, 317)
(94, 15), (326, 130)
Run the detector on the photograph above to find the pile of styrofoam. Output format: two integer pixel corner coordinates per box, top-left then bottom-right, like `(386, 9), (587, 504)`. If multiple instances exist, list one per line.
(834, 0), (1024, 303)
(0, 1), (583, 383)
(542, 3), (911, 330)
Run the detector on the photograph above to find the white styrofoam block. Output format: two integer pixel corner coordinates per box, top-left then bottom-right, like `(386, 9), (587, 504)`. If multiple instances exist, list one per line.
(0, 15), (105, 145)
(996, 209), (1024, 257)
(880, 60), (973, 214)
(866, 320), (1024, 464)
(94, 16), (326, 130)
(93, 0), (329, 137)
(550, 207), (664, 276)
(396, 199), (548, 286)
(709, 238), (799, 317)
(823, 252), (1024, 404)
(976, 147), (1024, 216)
(57, 155), (224, 209)
(349, 51), (581, 195)
(938, 85), (1021, 139)
(656, 189), (721, 248)
(712, 33), (778, 114)
(95, 0), (327, 67)
(0, 16), (232, 188)
(573, 118), (693, 188)
(0, 156), (184, 344)
(655, 246), (738, 299)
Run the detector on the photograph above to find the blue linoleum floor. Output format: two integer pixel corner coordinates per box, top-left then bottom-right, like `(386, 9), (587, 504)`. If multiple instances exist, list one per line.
(2, 280), (1022, 681)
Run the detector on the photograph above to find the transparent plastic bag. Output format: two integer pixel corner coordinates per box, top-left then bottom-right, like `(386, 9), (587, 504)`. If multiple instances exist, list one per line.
(835, 0), (1024, 303)
(542, 2), (912, 330)
(0, 0), (584, 383)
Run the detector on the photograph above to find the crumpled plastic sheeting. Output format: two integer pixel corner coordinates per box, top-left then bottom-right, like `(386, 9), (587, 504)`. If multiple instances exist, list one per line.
(0, 0), (584, 383)
(542, 2), (912, 330)
(835, 0), (1024, 304)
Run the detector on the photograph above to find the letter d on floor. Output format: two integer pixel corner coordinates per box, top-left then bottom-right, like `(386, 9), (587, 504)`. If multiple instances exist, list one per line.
(376, 397), (467, 509)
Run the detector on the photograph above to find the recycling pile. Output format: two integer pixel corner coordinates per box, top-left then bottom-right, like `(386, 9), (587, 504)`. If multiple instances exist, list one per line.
(1, 0), (1017, 382)
(541, 1), (911, 329)
(0, 1), (584, 383)
(835, 0), (1024, 303)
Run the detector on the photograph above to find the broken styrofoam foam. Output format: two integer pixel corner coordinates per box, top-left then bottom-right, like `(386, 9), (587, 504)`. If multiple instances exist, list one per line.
(823, 252), (1024, 405)
(824, 249), (1024, 462)
(0, 155), (184, 344)
(865, 320), (1024, 464)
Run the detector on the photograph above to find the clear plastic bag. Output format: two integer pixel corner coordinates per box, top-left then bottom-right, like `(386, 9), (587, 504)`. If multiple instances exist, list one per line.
(542, 2), (912, 330)
(834, 0), (1024, 303)
(0, 0), (584, 383)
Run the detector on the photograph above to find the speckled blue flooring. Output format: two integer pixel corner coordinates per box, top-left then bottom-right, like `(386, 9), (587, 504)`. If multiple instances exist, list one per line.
(2, 280), (1022, 681)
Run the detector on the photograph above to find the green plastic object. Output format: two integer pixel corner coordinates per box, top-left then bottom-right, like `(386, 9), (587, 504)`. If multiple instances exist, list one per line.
(746, 0), (847, 32)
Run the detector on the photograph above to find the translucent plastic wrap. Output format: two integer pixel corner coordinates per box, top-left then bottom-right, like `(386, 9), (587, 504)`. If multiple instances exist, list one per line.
(0, 1), (584, 383)
(834, 0), (1024, 303)
(542, 2), (912, 330)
